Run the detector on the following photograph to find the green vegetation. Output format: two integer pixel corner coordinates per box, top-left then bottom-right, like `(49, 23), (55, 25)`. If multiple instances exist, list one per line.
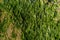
(0, 0), (60, 40)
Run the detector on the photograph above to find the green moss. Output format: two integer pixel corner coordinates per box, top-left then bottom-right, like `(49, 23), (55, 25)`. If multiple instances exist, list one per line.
(12, 32), (17, 38)
(0, 0), (60, 40)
